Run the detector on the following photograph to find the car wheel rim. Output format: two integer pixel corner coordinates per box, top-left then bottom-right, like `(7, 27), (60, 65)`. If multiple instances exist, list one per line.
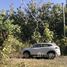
(23, 53), (29, 58)
(48, 53), (55, 59)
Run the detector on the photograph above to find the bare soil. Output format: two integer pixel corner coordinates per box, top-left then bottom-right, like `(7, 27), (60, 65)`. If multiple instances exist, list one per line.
(8, 56), (67, 67)
(0, 56), (67, 67)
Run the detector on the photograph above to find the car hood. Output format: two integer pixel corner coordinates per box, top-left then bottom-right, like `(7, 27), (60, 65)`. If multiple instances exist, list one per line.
(23, 48), (31, 51)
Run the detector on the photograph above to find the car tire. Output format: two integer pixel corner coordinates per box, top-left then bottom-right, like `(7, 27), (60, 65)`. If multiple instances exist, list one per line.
(48, 52), (55, 59)
(23, 51), (30, 58)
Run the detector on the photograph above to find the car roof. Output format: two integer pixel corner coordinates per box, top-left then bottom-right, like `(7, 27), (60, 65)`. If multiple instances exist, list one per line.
(34, 43), (56, 45)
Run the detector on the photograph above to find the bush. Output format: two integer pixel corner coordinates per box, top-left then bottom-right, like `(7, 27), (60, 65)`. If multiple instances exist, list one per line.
(2, 35), (25, 58)
(57, 37), (67, 55)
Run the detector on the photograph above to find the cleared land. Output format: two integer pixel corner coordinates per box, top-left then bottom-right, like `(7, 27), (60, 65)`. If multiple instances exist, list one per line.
(0, 56), (67, 67)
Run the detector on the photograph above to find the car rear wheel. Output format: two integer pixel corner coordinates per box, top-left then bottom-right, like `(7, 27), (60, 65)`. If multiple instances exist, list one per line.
(23, 51), (30, 58)
(48, 52), (55, 59)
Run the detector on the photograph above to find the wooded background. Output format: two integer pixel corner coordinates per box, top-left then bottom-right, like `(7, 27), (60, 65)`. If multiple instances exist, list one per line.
(0, 1), (67, 59)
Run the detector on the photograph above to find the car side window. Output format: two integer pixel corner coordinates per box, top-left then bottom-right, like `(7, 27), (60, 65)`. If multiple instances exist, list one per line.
(42, 44), (52, 47)
(47, 44), (52, 46)
(33, 44), (41, 47)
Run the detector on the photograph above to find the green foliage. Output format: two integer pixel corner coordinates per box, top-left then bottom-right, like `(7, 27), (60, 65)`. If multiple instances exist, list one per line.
(0, 15), (8, 46)
(59, 37), (67, 55)
(32, 30), (41, 43)
(0, 50), (2, 63)
(49, 4), (63, 37)
(60, 37), (67, 46)
(65, 8), (67, 25)
(2, 35), (24, 58)
(43, 23), (54, 42)
(0, 1), (67, 60)
(65, 26), (67, 36)
(4, 19), (21, 35)
(55, 37), (67, 46)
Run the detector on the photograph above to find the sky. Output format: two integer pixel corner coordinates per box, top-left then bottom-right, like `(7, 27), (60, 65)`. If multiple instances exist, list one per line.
(0, 0), (66, 10)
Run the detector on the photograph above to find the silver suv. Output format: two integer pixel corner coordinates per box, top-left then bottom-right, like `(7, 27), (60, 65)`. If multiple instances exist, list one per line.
(22, 43), (61, 59)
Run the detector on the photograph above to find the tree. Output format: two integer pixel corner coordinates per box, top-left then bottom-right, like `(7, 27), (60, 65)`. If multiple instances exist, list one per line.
(42, 23), (54, 42)
(49, 4), (63, 38)
(32, 30), (41, 43)
(0, 13), (8, 47)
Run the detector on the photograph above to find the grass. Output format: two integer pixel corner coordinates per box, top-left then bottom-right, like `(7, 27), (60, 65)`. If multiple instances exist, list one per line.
(0, 56), (67, 67)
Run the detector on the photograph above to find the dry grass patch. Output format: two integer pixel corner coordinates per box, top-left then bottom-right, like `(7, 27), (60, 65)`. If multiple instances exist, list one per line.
(0, 56), (67, 67)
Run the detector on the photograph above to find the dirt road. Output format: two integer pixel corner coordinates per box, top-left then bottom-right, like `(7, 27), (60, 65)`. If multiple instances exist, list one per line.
(9, 56), (67, 67)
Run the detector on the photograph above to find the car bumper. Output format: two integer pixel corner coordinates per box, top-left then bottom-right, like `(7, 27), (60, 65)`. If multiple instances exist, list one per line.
(55, 50), (61, 56)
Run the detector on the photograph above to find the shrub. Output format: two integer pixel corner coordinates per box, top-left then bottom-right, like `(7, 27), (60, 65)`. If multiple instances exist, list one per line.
(55, 37), (67, 55)
(2, 35), (25, 58)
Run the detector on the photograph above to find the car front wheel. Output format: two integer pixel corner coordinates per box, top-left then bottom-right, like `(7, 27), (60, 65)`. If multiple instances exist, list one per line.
(23, 51), (30, 58)
(48, 52), (55, 59)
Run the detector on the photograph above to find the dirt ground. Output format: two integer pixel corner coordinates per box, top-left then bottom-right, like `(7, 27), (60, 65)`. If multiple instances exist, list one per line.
(7, 56), (67, 67)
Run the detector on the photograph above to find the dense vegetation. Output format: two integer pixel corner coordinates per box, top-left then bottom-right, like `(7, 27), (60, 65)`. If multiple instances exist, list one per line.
(0, 1), (67, 63)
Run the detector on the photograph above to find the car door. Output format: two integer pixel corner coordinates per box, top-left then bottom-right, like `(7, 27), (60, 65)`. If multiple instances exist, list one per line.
(30, 44), (42, 56)
(41, 44), (51, 56)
